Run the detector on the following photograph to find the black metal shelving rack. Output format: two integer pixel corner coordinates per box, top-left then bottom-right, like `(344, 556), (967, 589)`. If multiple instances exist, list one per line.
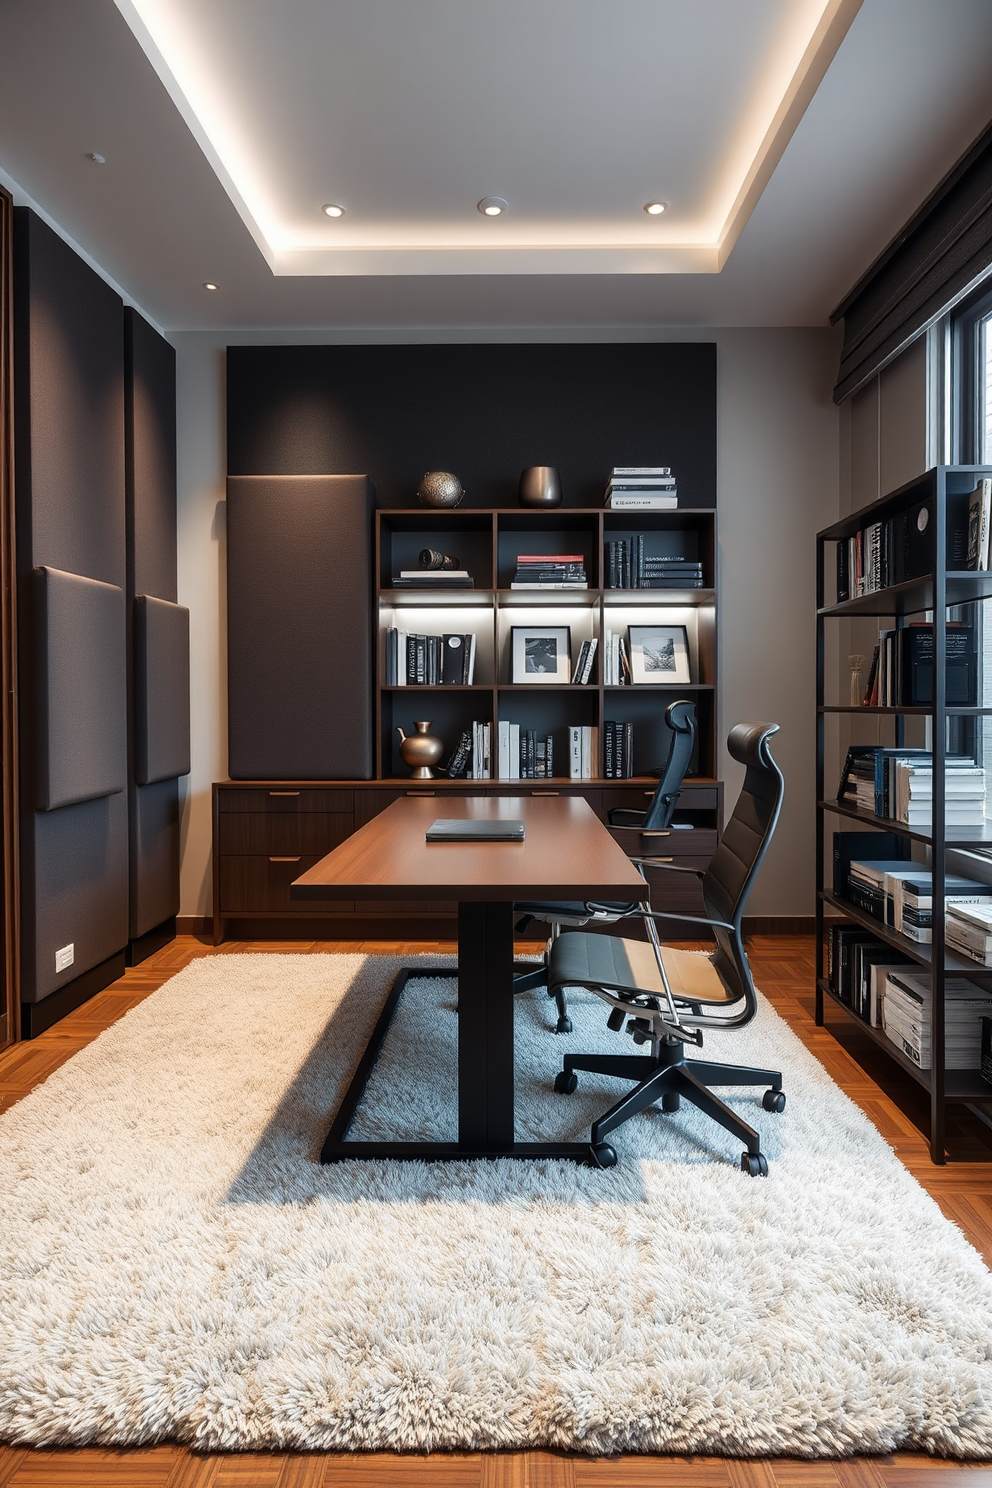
(815, 465), (992, 1162)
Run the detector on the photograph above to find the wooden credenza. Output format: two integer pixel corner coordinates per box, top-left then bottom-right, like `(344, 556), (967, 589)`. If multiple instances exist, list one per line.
(212, 778), (722, 944)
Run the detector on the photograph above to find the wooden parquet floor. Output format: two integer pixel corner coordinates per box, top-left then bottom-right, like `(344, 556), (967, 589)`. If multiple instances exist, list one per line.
(1, 934), (991, 1487)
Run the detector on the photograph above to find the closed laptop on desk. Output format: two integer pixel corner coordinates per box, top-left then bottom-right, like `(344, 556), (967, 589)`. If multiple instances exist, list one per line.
(426, 818), (526, 842)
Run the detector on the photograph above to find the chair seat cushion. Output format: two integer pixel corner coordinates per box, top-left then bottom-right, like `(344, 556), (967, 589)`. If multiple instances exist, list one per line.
(549, 932), (737, 1006)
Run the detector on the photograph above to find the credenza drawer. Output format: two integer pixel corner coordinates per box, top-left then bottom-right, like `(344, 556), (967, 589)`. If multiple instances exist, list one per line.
(600, 786), (719, 817)
(218, 788), (355, 813)
(218, 812), (354, 856)
(219, 855), (353, 913)
(609, 827), (718, 858)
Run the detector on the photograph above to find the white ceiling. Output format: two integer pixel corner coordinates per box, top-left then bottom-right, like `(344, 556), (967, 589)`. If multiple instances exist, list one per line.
(1, 0), (991, 331)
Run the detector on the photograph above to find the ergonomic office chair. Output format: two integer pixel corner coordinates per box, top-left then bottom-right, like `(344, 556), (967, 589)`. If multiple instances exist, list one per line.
(513, 700), (696, 1033)
(547, 721), (785, 1175)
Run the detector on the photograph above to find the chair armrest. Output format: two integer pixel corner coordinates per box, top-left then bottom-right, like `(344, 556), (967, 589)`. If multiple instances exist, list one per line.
(607, 808), (648, 827)
(640, 906), (736, 933)
(629, 856), (705, 877)
(609, 824), (672, 836)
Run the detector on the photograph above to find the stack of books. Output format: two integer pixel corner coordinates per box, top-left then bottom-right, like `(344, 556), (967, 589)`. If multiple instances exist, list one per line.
(604, 468), (677, 510)
(640, 557), (704, 589)
(604, 720), (634, 778)
(496, 723), (554, 779)
(570, 638), (598, 683)
(946, 901), (992, 965)
(568, 725), (599, 780)
(510, 553), (587, 589)
(390, 568), (474, 589)
(881, 968), (992, 1069)
(894, 759), (986, 830)
(884, 868), (992, 942)
(837, 746), (987, 827)
(385, 630), (477, 685)
(826, 923), (915, 1024)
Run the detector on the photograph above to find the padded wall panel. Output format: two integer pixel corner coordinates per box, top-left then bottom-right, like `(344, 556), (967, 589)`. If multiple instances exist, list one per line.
(35, 567), (126, 810)
(13, 208), (128, 1006)
(134, 596), (190, 785)
(125, 310), (177, 604)
(227, 475), (373, 780)
(125, 310), (181, 945)
(23, 793), (128, 1004)
(129, 779), (180, 939)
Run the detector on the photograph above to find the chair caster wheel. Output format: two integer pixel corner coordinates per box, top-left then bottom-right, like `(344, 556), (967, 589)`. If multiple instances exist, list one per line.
(741, 1151), (769, 1177)
(555, 1016), (573, 1035)
(554, 1070), (578, 1094)
(661, 1091), (680, 1112)
(591, 1143), (617, 1169)
(762, 1089), (786, 1113)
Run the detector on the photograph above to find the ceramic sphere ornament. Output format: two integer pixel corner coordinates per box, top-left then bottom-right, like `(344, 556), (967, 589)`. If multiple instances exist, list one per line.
(417, 471), (464, 509)
(518, 465), (562, 508)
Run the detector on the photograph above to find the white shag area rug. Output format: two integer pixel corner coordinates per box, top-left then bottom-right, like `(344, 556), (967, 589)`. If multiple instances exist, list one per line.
(2, 951), (992, 1458)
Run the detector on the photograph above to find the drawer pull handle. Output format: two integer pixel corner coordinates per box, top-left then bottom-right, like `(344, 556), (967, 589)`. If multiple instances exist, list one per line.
(530, 790), (559, 796)
(406, 790), (435, 797)
(651, 856), (674, 863)
(644, 791), (655, 798)
(269, 791), (300, 797)
(269, 856), (301, 863)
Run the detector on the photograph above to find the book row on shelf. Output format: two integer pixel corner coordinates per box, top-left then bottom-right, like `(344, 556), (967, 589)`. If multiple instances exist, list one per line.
(837, 746), (987, 829)
(510, 554), (588, 590)
(835, 476), (991, 600)
(826, 920), (992, 1072)
(385, 630), (477, 686)
(604, 466), (678, 510)
(436, 721), (642, 780)
(857, 622), (977, 707)
(604, 538), (703, 590)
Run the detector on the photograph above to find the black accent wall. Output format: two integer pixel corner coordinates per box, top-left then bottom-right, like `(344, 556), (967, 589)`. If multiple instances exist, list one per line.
(227, 344), (716, 508)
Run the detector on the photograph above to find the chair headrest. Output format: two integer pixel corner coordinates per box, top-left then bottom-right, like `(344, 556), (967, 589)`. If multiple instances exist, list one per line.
(727, 721), (780, 770)
(664, 699), (695, 734)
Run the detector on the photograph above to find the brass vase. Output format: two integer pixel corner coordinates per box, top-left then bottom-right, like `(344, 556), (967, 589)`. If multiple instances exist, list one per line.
(397, 721), (444, 778)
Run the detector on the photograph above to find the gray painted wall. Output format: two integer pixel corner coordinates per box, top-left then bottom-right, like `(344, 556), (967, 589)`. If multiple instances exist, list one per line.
(173, 326), (841, 921)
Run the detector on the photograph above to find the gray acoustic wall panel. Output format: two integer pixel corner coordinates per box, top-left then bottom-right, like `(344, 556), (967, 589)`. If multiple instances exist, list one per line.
(125, 310), (181, 944)
(134, 596), (190, 785)
(125, 310), (177, 604)
(35, 567), (126, 810)
(129, 780), (180, 940)
(24, 793), (129, 1004)
(227, 474), (373, 780)
(13, 208), (128, 1006)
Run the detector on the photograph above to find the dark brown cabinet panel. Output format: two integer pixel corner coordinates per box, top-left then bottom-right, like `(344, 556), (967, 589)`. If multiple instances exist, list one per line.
(218, 812), (354, 856)
(219, 855), (351, 914)
(219, 788), (354, 813)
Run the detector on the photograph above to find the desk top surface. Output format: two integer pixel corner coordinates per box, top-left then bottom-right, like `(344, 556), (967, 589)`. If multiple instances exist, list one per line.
(290, 794), (646, 902)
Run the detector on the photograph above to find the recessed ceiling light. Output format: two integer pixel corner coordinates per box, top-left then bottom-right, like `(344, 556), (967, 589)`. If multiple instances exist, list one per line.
(87, 152), (106, 164)
(644, 201), (668, 216)
(321, 203), (345, 218)
(202, 282), (219, 291)
(478, 197), (508, 217)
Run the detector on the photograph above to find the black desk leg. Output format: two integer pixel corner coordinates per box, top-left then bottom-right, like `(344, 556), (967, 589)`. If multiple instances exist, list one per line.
(457, 901), (515, 1148)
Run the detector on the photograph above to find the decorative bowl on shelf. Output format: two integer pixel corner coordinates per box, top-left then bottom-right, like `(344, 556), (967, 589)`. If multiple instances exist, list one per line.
(417, 472), (464, 509)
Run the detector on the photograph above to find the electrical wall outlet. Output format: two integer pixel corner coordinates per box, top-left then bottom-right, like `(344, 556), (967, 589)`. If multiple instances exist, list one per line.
(55, 943), (74, 973)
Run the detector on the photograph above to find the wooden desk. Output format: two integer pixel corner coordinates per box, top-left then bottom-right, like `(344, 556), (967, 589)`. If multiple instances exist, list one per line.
(291, 794), (645, 1164)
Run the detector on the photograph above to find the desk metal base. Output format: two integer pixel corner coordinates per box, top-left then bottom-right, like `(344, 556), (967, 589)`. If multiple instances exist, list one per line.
(319, 919), (596, 1165)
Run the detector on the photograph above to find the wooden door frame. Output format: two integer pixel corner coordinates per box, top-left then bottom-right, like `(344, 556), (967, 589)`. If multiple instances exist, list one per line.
(0, 183), (19, 1047)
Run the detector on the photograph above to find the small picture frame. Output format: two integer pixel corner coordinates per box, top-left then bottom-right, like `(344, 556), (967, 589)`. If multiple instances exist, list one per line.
(511, 626), (571, 683)
(628, 624), (691, 685)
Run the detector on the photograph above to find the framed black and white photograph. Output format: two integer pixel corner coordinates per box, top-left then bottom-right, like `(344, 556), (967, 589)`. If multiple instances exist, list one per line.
(627, 624), (691, 685)
(511, 626), (571, 684)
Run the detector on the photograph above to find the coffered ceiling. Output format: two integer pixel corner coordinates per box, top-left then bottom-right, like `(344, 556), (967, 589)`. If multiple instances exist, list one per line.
(0, 0), (991, 329)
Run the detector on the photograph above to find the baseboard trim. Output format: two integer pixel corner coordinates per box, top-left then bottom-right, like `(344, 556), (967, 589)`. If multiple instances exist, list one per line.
(21, 950), (127, 1038)
(742, 916), (815, 935)
(177, 915), (212, 936)
(127, 916), (177, 966)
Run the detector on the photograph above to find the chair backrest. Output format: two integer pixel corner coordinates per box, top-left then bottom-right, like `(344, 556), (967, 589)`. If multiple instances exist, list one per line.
(702, 722), (784, 1011)
(641, 700), (696, 829)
